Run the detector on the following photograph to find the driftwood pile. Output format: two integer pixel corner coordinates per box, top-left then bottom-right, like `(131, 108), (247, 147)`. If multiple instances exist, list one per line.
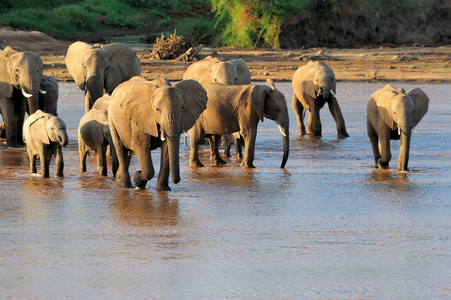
(146, 32), (202, 61)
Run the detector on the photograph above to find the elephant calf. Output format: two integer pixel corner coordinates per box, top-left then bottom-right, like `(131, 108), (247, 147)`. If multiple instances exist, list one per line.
(78, 108), (112, 176)
(367, 84), (429, 171)
(23, 110), (68, 178)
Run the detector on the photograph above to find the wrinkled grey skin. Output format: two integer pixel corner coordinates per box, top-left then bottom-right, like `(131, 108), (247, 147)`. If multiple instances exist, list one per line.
(78, 108), (112, 176)
(189, 79), (289, 169)
(36, 75), (59, 116)
(292, 61), (348, 138)
(222, 132), (243, 158)
(183, 58), (251, 86)
(109, 77), (207, 191)
(65, 41), (141, 112)
(0, 47), (44, 146)
(367, 84), (429, 171)
(23, 110), (68, 178)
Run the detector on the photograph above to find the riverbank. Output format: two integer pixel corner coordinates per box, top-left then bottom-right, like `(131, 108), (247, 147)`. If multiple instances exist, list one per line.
(2, 28), (450, 83)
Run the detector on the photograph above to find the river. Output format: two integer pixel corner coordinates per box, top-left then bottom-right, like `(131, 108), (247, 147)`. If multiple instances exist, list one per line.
(0, 82), (450, 299)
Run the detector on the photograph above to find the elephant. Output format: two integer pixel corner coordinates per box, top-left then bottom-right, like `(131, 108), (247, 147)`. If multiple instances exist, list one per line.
(189, 78), (289, 169)
(36, 75), (59, 116)
(65, 41), (141, 113)
(367, 84), (429, 171)
(23, 110), (68, 178)
(222, 132), (243, 158)
(78, 108), (112, 176)
(0, 47), (46, 146)
(108, 76), (208, 191)
(183, 57), (251, 86)
(91, 93), (110, 111)
(292, 61), (349, 138)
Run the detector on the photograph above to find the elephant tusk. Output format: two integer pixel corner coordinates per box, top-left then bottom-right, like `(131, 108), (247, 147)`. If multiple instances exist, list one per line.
(330, 88), (336, 98)
(398, 127), (401, 135)
(316, 88), (322, 98)
(39, 89), (47, 95)
(413, 127), (417, 134)
(278, 125), (286, 137)
(182, 131), (188, 137)
(161, 132), (166, 141)
(21, 87), (33, 98)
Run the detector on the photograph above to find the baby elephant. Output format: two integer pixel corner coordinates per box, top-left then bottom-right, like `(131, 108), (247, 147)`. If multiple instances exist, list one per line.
(367, 84), (429, 171)
(78, 109), (112, 176)
(23, 110), (68, 178)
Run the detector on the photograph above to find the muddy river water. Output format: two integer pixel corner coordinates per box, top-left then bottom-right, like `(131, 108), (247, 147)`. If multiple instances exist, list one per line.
(0, 82), (450, 299)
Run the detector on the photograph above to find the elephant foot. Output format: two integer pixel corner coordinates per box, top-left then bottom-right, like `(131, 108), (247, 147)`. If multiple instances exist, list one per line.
(377, 160), (389, 169)
(54, 172), (64, 179)
(211, 157), (227, 166)
(189, 160), (204, 167)
(117, 173), (132, 188)
(240, 161), (256, 169)
(338, 129), (349, 138)
(6, 142), (22, 148)
(156, 181), (171, 191)
(133, 171), (148, 189)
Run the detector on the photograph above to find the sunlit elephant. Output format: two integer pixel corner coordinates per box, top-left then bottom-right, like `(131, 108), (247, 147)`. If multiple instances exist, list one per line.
(0, 47), (45, 146)
(91, 93), (110, 111)
(78, 108), (112, 176)
(109, 77), (207, 191)
(65, 41), (141, 112)
(292, 61), (348, 138)
(367, 84), (429, 171)
(183, 57), (251, 86)
(23, 110), (68, 178)
(189, 78), (289, 169)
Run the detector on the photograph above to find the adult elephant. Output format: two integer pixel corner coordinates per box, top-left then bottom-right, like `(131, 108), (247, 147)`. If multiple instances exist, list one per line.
(65, 41), (141, 112)
(189, 78), (289, 169)
(109, 77), (207, 191)
(292, 61), (348, 138)
(367, 84), (429, 171)
(183, 57), (251, 86)
(0, 47), (45, 146)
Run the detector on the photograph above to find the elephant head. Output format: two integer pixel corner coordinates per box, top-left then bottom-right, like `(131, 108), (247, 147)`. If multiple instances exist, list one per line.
(302, 61), (336, 102)
(65, 41), (141, 112)
(37, 75), (59, 116)
(28, 110), (68, 147)
(251, 78), (290, 168)
(374, 84), (429, 171)
(183, 58), (251, 86)
(0, 49), (45, 114)
(111, 77), (207, 186)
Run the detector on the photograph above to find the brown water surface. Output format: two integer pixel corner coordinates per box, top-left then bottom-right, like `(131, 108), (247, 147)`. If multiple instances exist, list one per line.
(0, 82), (450, 299)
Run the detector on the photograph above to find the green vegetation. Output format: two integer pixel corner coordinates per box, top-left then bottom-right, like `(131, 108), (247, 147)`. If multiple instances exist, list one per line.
(0, 0), (426, 47)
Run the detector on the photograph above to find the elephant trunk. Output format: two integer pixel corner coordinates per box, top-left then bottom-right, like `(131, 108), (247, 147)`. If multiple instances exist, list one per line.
(281, 126), (289, 168)
(21, 78), (41, 115)
(57, 129), (68, 147)
(85, 75), (104, 111)
(167, 136), (181, 184)
(398, 125), (412, 171)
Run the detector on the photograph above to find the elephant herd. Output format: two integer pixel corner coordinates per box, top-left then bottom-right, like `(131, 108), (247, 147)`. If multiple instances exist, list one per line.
(0, 42), (430, 191)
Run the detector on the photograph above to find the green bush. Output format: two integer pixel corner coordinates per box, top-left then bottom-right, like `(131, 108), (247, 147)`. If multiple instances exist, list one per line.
(176, 18), (217, 37)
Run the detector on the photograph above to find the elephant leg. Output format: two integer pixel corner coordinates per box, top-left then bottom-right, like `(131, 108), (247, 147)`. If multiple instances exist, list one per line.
(0, 99), (20, 147)
(235, 135), (244, 159)
(110, 124), (132, 187)
(292, 95), (306, 136)
(208, 135), (227, 166)
(79, 138), (88, 173)
(156, 140), (171, 191)
(13, 97), (26, 146)
(308, 105), (322, 137)
(96, 144), (108, 176)
(328, 98), (349, 138)
(222, 136), (231, 157)
(188, 127), (205, 167)
(27, 147), (37, 174)
(54, 145), (64, 178)
(241, 131), (257, 169)
(133, 143), (154, 189)
(367, 119), (380, 167)
(39, 147), (50, 178)
(377, 131), (391, 169)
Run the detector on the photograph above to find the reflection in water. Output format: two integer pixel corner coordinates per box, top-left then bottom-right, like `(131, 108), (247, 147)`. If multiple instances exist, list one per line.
(0, 82), (450, 298)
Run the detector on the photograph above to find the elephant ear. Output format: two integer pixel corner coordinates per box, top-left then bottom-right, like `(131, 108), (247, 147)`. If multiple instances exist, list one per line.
(407, 88), (429, 126)
(0, 53), (13, 98)
(66, 41), (92, 90)
(183, 61), (213, 85)
(102, 43), (141, 94)
(29, 110), (51, 145)
(250, 84), (271, 122)
(118, 80), (160, 137)
(173, 80), (208, 131)
(230, 59), (251, 84)
(375, 90), (397, 130)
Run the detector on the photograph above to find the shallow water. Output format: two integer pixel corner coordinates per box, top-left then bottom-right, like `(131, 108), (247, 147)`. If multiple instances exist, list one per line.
(0, 82), (450, 299)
